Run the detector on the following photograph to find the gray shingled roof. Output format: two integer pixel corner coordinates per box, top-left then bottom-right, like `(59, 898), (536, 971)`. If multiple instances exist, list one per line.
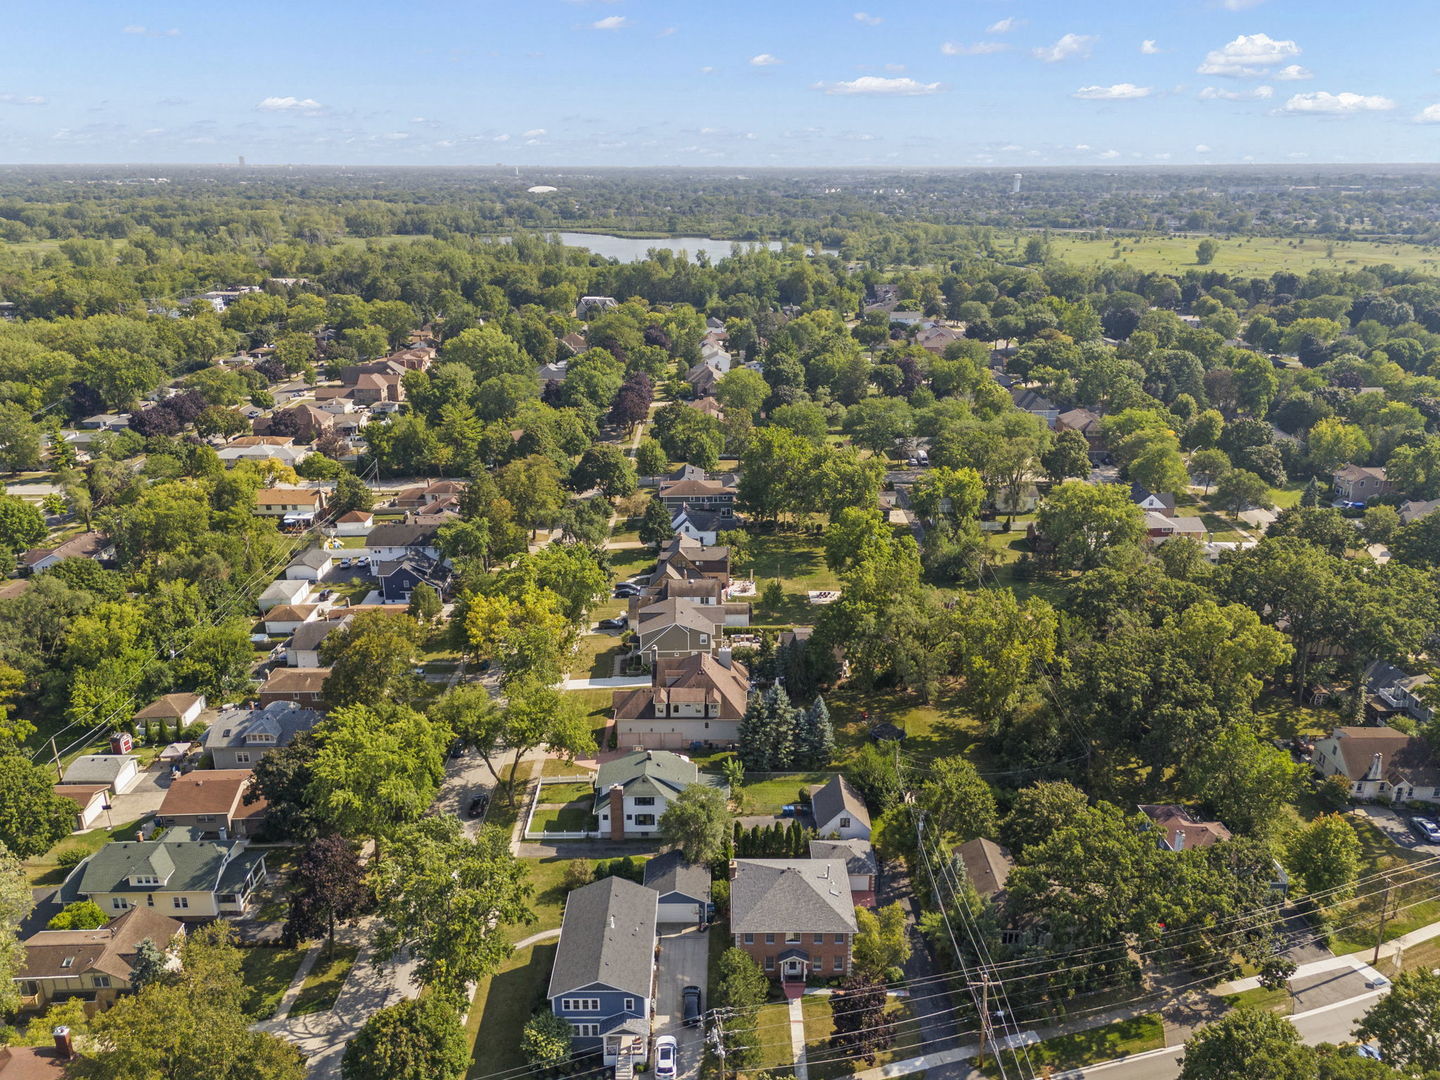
(592, 750), (699, 812)
(810, 776), (870, 833)
(71, 828), (243, 896)
(808, 838), (878, 879)
(643, 851), (712, 904)
(729, 859), (857, 934)
(204, 701), (320, 751)
(547, 876), (657, 1000)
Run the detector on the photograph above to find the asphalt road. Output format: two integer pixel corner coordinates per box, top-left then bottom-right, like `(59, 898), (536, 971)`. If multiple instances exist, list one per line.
(654, 926), (709, 1080)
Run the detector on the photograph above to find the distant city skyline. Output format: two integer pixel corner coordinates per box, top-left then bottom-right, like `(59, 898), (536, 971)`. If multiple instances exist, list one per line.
(2, 0), (1438, 167)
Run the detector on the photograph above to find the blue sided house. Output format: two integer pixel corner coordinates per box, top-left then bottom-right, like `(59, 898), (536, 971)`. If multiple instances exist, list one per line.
(547, 875), (657, 1072)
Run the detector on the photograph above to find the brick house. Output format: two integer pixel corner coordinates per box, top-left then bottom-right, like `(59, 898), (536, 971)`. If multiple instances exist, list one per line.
(257, 667), (330, 709)
(729, 859), (856, 981)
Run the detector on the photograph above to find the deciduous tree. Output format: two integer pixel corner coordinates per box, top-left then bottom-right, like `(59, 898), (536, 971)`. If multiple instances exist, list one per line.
(659, 784), (731, 865)
(342, 996), (469, 1080)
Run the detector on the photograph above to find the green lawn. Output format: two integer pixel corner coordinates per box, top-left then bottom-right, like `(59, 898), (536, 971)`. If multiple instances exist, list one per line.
(467, 943), (557, 1079)
(981, 1012), (1165, 1077)
(744, 531), (842, 623)
(569, 633), (625, 680)
(1269, 481), (1307, 509)
(528, 802), (598, 833)
(288, 942), (358, 1017)
(827, 685), (985, 764)
(1220, 984), (1292, 1015)
(25, 816), (151, 886)
(752, 1001), (799, 1075)
(239, 945), (309, 1020)
(537, 782), (595, 803)
(517, 856), (587, 942)
(1041, 232), (1440, 276)
(801, 994), (925, 1080)
(735, 772), (837, 814)
(1252, 692), (1342, 740)
(608, 546), (656, 581)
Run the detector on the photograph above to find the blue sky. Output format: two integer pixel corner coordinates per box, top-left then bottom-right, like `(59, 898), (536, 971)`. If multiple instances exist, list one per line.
(2, 0), (1439, 166)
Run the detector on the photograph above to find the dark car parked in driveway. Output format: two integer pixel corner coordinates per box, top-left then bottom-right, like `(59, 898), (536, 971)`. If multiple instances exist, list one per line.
(682, 985), (702, 1027)
(467, 793), (490, 818)
(598, 616), (628, 630)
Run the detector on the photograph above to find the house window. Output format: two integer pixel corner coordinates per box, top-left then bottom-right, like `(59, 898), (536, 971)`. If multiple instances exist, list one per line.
(234, 752), (251, 764)
(699, 635), (708, 644)
(634, 797), (655, 806)
(786, 932), (800, 944)
(60, 957), (73, 969)
(833, 934), (845, 944)
(634, 814), (655, 827)
(833, 956), (845, 971)
(146, 894), (154, 907)
(1001, 930), (1022, 946)
(173, 897), (189, 910)
(764, 956), (774, 971)
(765, 933), (775, 944)
(196, 815), (216, 824)
(111, 899), (131, 911)
(811, 958), (821, 972)
(92, 975), (111, 989)
(571, 1023), (599, 1038)
(624, 997), (636, 1012)
(743, 933), (754, 944)
(561, 998), (600, 1012)
(839, 817), (851, 828)
(811, 934), (823, 945)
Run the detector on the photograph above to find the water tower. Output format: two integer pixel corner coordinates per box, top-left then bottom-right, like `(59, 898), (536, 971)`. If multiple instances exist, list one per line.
(1012, 173), (1023, 195)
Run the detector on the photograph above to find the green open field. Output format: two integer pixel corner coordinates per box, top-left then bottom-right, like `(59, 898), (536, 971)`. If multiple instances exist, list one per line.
(1035, 233), (1440, 276)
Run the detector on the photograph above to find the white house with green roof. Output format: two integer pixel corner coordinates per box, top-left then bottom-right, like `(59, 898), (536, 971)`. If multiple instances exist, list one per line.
(61, 828), (267, 920)
(593, 750), (726, 841)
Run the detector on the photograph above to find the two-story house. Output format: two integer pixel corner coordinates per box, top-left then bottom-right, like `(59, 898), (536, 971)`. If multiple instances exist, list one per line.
(810, 776), (872, 840)
(547, 876), (656, 1071)
(670, 504), (731, 546)
(63, 828), (268, 920)
(1137, 804), (1233, 851)
(365, 524), (442, 571)
(1312, 725), (1440, 804)
(257, 667), (329, 709)
(655, 535), (731, 582)
(253, 488), (326, 522)
(633, 598), (724, 663)
(656, 467), (738, 516)
(154, 771), (268, 839)
(1333, 465), (1390, 504)
(203, 701), (321, 769)
(1365, 660), (1435, 724)
(1010, 387), (1059, 427)
(729, 859), (856, 981)
(1130, 482), (1176, 516)
(593, 750), (723, 840)
(611, 653), (750, 749)
(16, 908), (184, 1011)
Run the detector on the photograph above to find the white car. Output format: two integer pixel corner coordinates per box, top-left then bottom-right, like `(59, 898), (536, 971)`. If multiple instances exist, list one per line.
(654, 1035), (677, 1080)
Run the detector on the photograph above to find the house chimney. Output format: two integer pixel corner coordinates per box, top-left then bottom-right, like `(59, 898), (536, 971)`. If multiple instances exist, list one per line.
(609, 786), (625, 842)
(53, 1026), (75, 1060)
(1368, 752), (1384, 780)
(609, 914), (616, 929)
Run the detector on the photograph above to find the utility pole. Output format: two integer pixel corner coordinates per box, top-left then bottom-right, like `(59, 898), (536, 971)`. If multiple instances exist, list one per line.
(1373, 875), (1395, 966)
(50, 736), (61, 782)
(973, 973), (994, 1068)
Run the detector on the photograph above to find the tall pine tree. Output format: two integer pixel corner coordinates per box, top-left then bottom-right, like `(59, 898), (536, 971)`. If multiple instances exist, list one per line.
(797, 696), (836, 768)
(738, 691), (770, 770)
(763, 685), (801, 769)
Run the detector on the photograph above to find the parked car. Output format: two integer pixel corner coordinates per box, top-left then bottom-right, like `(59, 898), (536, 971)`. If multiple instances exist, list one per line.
(467, 793), (489, 818)
(682, 985), (702, 1027)
(598, 616), (628, 630)
(318, 589), (333, 601)
(614, 583), (641, 598)
(654, 1036), (677, 1080)
(1412, 817), (1440, 843)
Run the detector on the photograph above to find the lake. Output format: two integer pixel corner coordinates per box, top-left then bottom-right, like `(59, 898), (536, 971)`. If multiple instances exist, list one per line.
(543, 232), (831, 263)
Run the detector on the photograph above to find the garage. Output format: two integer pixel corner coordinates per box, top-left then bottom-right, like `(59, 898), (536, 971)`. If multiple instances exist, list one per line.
(644, 851), (712, 927)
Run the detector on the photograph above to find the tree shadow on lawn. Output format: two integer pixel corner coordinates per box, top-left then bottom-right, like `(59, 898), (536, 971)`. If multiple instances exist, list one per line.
(470, 944), (557, 1077)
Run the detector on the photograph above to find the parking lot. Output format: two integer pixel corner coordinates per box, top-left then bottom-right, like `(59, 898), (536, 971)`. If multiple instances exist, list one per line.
(653, 926), (708, 1080)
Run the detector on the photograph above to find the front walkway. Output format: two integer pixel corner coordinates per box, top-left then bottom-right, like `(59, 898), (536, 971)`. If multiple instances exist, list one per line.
(787, 993), (810, 1080)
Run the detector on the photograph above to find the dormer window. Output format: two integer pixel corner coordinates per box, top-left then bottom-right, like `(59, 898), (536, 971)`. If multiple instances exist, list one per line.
(60, 957), (73, 969)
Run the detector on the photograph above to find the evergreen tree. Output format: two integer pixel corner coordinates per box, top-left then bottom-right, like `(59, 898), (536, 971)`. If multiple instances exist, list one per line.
(797, 696), (836, 767)
(129, 938), (171, 990)
(762, 685), (800, 769)
(1300, 476), (1321, 508)
(738, 691), (770, 770)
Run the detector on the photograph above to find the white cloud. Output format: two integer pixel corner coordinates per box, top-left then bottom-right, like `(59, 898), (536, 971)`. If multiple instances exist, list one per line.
(1033, 34), (1097, 63)
(591, 15), (627, 29)
(1199, 84), (1274, 100)
(1000, 143), (1022, 151)
(987, 17), (1021, 33)
(941, 41), (1009, 56)
(1073, 143), (1092, 150)
(1098, 149), (1121, 158)
(492, 134), (511, 142)
(523, 128), (547, 137)
(0, 93), (46, 106)
(1283, 90), (1395, 114)
(1140, 39), (1160, 54)
(1197, 33), (1300, 77)
(854, 12), (882, 26)
(1415, 104), (1440, 124)
(256, 96), (326, 113)
(750, 53), (781, 66)
(658, 26), (676, 37)
(700, 65), (715, 73)
(1274, 64), (1312, 80)
(1195, 143), (1212, 152)
(1220, 0), (1266, 9)
(815, 76), (944, 95)
(1073, 83), (1151, 100)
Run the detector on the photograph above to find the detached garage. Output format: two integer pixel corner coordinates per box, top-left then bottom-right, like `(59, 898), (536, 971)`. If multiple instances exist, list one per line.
(61, 754), (141, 795)
(643, 850), (711, 926)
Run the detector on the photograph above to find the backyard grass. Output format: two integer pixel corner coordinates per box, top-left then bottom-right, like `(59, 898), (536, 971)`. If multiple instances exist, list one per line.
(239, 945), (309, 1020)
(980, 1012), (1165, 1077)
(288, 942), (358, 1017)
(744, 531), (842, 623)
(1270, 481), (1307, 509)
(827, 685), (984, 763)
(467, 943), (557, 1079)
(537, 781), (596, 803)
(528, 802), (598, 833)
(569, 632), (625, 680)
(608, 546), (657, 581)
(734, 771), (836, 815)
(1040, 233), (1440, 276)
(516, 856), (589, 941)
(1252, 692), (1341, 740)
(25, 816), (150, 885)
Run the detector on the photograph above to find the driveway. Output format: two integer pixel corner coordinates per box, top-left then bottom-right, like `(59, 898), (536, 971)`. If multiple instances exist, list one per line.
(104, 763), (172, 828)
(1350, 804), (1440, 857)
(653, 927), (709, 1080)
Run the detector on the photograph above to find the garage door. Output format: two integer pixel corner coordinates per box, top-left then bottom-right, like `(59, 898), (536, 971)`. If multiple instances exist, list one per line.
(657, 901), (699, 924)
